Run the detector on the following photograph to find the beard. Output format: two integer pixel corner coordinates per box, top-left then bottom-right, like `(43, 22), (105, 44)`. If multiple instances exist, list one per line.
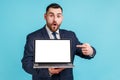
(47, 21), (61, 32)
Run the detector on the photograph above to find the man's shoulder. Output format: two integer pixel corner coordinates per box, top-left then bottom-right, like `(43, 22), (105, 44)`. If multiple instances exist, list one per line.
(60, 29), (75, 34)
(27, 27), (45, 38)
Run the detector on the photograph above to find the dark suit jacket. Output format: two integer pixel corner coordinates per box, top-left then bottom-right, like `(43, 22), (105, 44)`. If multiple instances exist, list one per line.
(21, 26), (96, 80)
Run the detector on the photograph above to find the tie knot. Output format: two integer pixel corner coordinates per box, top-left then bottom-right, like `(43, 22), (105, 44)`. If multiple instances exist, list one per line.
(52, 32), (57, 39)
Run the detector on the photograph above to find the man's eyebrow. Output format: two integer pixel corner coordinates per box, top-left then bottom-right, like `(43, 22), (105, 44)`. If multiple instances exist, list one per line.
(57, 13), (62, 15)
(47, 12), (62, 15)
(48, 12), (54, 14)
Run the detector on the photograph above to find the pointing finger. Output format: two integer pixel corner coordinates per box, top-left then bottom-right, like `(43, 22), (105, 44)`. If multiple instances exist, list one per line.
(76, 45), (86, 48)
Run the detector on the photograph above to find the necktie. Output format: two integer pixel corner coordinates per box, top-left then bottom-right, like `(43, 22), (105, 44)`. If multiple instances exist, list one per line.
(52, 32), (57, 39)
(51, 32), (60, 80)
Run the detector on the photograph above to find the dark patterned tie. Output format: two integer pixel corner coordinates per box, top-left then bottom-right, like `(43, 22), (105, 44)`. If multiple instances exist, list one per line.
(51, 32), (60, 80)
(52, 32), (57, 39)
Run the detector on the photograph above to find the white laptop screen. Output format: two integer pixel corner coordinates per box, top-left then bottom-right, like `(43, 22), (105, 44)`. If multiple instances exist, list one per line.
(35, 40), (71, 63)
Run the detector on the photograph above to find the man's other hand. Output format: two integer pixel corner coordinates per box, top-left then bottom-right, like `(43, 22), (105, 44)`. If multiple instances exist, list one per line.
(48, 68), (65, 75)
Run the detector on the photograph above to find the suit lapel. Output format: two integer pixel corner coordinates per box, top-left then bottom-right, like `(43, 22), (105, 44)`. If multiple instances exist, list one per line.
(59, 30), (66, 39)
(40, 26), (50, 40)
(59, 30), (72, 41)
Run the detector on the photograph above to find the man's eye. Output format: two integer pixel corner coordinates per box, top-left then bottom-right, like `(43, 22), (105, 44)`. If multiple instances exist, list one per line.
(57, 15), (62, 18)
(49, 15), (53, 17)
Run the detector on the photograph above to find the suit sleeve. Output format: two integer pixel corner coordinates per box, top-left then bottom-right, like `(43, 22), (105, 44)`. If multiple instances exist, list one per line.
(72, 32), (96, 59)
(21, 35), (50, 77)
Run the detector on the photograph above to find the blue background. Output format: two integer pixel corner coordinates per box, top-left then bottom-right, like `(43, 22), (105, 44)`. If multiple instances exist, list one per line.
(0, 0), (120, 80)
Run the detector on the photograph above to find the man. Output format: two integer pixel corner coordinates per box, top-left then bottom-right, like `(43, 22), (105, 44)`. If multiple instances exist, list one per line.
(21, 3), (96, 80)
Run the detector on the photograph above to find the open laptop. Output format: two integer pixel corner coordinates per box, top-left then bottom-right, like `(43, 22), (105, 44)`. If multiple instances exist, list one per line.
(33, 40), (74, 68)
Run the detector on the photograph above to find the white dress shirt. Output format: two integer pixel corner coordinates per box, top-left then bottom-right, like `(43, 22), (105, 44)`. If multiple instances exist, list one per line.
(45, 25), (60, 39)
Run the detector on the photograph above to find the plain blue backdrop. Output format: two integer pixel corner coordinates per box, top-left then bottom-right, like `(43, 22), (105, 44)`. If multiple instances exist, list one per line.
(0, 0), (120, 80)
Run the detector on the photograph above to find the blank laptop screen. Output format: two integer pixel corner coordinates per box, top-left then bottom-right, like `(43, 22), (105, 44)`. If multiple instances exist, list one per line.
(35, 40), (71, 63)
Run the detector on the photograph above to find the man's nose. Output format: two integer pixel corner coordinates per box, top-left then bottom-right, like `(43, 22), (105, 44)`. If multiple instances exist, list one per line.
(54, 16), (57, 21)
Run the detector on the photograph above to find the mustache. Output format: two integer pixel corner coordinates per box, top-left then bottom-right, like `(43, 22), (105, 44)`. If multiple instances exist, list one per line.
(52, 21), (58, 25)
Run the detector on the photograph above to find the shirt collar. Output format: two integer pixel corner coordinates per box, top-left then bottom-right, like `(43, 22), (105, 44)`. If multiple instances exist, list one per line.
(45, 25), (59, 34)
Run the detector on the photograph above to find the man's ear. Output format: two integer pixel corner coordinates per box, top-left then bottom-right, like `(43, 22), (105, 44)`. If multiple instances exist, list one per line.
(44, 13), (47, 20)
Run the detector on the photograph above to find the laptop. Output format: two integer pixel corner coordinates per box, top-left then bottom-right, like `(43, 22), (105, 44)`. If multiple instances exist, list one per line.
(33, 40), (74, 68)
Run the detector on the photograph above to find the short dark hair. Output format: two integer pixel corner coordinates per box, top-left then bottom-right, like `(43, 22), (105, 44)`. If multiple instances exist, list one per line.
(46, 3), (63, 13)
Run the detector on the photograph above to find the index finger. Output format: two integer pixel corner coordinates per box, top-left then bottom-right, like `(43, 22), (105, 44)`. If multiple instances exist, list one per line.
(76, 45), (86, 48)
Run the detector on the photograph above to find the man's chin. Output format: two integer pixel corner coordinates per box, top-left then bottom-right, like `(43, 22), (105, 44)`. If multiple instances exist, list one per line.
(51, 29), (57, 32)
(51, 26), (58, 32)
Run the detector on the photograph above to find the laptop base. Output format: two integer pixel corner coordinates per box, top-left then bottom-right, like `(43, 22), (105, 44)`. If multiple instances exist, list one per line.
(33, 63), (74, 68)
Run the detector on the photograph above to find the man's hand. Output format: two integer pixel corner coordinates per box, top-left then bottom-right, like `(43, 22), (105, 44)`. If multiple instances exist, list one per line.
(48, 68), (65, 75)
(76, 43), (93, 56)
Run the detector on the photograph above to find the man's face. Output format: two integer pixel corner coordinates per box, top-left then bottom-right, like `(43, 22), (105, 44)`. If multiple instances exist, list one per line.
(44, 8), (63, 32)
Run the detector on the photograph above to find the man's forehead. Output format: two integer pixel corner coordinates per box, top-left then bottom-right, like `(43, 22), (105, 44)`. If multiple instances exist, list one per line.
(47, 8), (62, 14)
